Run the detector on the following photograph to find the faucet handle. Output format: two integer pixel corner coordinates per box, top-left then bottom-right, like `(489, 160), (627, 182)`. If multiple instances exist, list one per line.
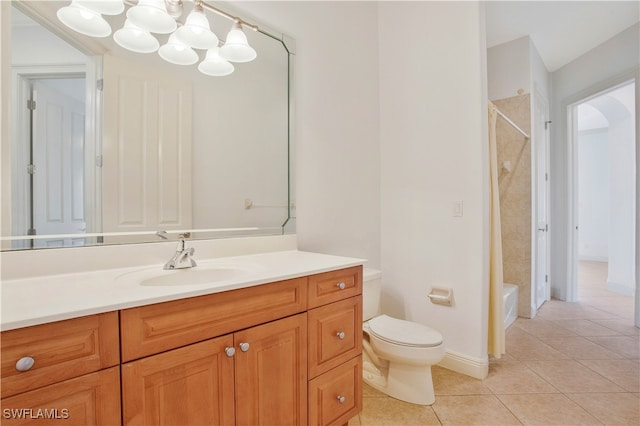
(179, 232), (191, 239)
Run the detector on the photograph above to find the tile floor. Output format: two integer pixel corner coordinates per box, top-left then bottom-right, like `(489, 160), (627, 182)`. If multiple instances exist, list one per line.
(350, 261), (639, 425)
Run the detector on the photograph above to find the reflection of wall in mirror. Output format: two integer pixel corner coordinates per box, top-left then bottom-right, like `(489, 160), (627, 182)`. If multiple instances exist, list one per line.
(191, 33), (290, 230)
(8, 5), (93, 248)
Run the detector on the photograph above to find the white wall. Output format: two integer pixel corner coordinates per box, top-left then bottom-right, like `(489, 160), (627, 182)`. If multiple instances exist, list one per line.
(233, 1), (382, 268)
(578, 129), (609, 261)
(379, 1), (489, 374)
(12, 25), (86, 65)
(487, 36), (530, 101)
(550, 23), (639, 300)
(607, 107), (636, 294)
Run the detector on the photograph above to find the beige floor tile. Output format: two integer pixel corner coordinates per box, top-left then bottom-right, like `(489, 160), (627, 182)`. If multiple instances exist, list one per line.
(578, 359), (640, 392)
(551, 319), (623, 337)
(598, 319), (640, 334)
(505, 328), (571, 361)
(497, 393), (602, 425)
(432, 395), (521, 425)
(432, 366), (492, 396)
(483, 360), (557, 394)
(359, 396), (441, 426)
(348, 414), (362, 426)
(539, 336), (625, 360)
(586, 336), (640, 359)
(513, 319), (574, 337)
(591, 319), (640, 336)
(567, 392), (640, 426)
(524, 360), (625, 393)
(363, 383), (389, 398)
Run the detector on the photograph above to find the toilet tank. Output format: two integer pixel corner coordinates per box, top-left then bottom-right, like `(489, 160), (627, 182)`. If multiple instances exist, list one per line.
(363, 268), (382, 320)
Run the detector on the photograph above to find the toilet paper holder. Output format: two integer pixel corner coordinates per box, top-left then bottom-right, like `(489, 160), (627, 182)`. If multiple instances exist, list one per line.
(428, 287), (453, 306)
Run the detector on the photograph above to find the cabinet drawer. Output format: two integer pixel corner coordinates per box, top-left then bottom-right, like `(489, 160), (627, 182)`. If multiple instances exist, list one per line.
(0, 366), (121, 426)
(308, 266), (362, 308)
(121, 277), (307, 361)
(308, 356), (362, 426)
(1, 312), (119, 398)
(308, 296), (362, 378)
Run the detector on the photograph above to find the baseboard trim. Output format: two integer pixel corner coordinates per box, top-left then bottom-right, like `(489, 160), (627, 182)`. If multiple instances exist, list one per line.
(606, 281), (635, 296)
(437, 350), (489, 380)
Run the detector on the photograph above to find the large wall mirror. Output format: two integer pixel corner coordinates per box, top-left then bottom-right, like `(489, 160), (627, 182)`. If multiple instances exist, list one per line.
(2, 0), (295, 250)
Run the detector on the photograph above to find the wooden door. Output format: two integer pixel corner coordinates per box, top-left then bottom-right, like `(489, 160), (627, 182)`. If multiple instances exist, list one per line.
(121, 335), (235, 426)
(32, 79), (87, 247)
(0, 367), (120, 426)
(234, 313), (307, 426)
(101, 54), (192, 241)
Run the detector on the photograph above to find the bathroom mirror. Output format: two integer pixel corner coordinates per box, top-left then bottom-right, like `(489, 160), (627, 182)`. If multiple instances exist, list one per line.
(2, 0), (294, 250)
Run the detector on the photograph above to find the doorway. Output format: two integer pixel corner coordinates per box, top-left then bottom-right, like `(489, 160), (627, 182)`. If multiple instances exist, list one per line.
(12, 73), (90, 248)
(568, 80), (637, 323)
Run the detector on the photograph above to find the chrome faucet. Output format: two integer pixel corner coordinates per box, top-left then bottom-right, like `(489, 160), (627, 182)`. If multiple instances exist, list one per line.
(164, 233), (197, 270)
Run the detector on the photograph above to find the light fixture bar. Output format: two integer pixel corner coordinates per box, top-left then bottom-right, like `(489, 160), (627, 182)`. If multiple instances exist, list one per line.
(200, 2), (258, 32)
(122, 0), (258, 32)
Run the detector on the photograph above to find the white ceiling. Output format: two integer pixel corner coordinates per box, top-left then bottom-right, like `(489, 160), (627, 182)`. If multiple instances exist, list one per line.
(485, 1), (640, 72)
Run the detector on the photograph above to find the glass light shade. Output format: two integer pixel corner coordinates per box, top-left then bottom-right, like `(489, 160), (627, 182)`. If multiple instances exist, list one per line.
(158, 33), (199, 65)
(174, 5), (218, 50)
(114, 20), (159, 53)
(220, 22), (256, 63)
(57, 1), (111, 38)
(76, 0), (124, 15)
(198, 47), (234, 76)
(127, 0), (177, 34)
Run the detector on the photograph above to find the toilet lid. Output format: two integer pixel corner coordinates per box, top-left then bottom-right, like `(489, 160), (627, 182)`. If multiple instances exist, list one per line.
(367, 315), (443, 347)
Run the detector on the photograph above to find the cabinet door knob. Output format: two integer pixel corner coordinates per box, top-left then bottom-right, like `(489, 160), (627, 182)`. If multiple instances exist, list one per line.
(239, 342), (250, 352)
(336, 331), (346, 340)
(336, 282), (346, 290)
(337, 395), (346, 404)
(224, 347), (236, 357)
(15, 356), (35, 372)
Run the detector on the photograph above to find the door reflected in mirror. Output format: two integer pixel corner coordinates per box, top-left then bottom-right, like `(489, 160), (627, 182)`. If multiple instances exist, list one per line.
(3, 1), (294, 250)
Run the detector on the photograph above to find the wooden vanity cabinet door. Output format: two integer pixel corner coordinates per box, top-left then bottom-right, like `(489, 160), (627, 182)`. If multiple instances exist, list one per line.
(0, 366), (121, 426)
(121, 335), (235, 426)
(235, 313), (307, 426)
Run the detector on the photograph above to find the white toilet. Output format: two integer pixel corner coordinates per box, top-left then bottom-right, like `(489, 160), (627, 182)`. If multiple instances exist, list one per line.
(362, 268), (445, 405)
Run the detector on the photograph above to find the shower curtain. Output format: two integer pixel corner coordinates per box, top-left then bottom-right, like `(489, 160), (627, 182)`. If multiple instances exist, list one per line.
(487, 102), (505, 358)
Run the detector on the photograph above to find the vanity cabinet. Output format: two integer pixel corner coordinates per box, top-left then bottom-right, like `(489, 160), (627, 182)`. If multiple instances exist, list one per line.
(1, 265), (363, 426)
(307, 267), (363, 426)
(0, 312), (121, 425)
(120, 278), (308, 426)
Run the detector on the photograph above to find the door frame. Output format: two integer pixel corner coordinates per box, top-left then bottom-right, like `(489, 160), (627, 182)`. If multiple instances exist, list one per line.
(565, 70), (638, 327)
(532, 83), (551, 314)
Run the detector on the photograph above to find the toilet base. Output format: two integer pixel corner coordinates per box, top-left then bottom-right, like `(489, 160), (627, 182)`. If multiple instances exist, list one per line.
(363, 354), (436, 405)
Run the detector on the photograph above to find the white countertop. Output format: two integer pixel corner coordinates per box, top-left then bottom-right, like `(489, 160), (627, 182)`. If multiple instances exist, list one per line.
(1, 250), (364, 331)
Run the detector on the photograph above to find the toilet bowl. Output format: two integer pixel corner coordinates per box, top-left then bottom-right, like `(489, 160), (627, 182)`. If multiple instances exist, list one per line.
(362, 269), (445, 405)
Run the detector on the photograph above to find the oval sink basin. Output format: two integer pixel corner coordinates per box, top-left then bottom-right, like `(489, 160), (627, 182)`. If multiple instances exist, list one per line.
(140, 267), (249, 287)
(118, 262), (261, 287)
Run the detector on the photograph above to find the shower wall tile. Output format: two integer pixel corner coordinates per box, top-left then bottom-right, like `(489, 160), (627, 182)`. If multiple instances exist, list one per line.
(494, 94), (532, 318)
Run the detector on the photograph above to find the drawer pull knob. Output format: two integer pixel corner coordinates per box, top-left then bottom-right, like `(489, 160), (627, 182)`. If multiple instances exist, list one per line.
(337, 395), (346, 404)
(336, 282), (346, 290)
(239, 342), (250, 352)
(224, 347), (236, 357)
(336, 331), (346, 340)
(15, 357), (35, 372)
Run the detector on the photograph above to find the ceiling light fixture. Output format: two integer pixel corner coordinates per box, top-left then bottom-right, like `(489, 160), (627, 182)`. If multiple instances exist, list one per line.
(57, 0), (258, 76)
